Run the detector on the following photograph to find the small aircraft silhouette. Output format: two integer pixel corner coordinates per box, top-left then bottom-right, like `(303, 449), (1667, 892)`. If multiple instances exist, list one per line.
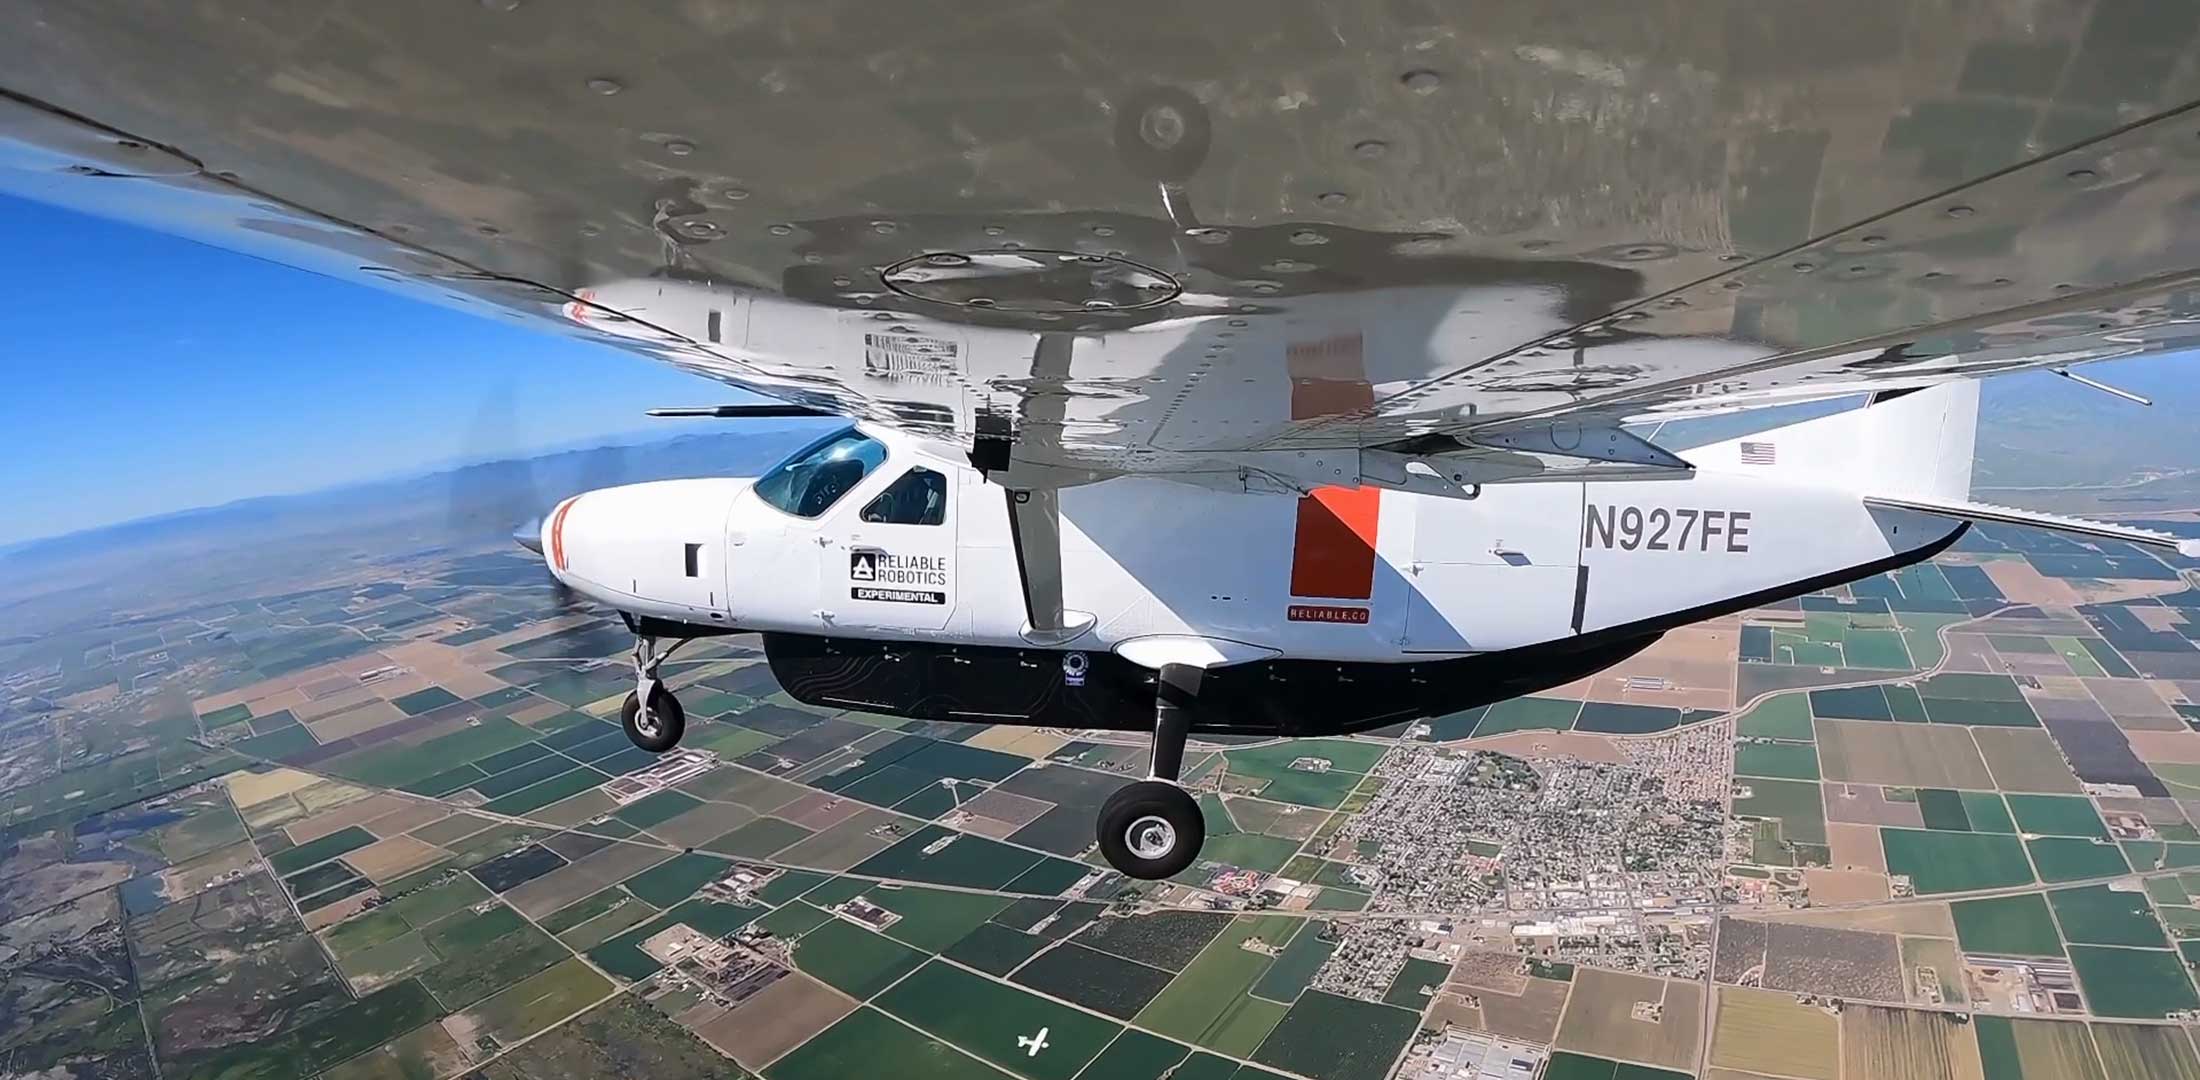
(1018, 1028), (1049, 1058)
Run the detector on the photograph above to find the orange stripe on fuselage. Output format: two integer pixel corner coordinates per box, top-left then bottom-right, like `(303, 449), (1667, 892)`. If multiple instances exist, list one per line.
(549, 496), (577, 571)
(1289, 485), (1380, 600)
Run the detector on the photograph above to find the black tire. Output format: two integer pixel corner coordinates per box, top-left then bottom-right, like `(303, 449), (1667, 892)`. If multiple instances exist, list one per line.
(1095, 780), (1203, 880)
(620, 685), (685, 753)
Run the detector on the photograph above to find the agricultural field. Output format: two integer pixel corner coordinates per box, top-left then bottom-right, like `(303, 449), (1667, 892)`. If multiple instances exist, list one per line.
(9, 497), (2200, 1078)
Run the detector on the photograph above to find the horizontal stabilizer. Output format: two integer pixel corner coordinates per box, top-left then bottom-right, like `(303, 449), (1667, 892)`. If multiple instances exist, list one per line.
(1864, 495), (2200, 558)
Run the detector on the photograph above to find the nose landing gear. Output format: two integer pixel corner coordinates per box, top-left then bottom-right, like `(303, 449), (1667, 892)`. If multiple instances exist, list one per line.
(1095, 663), (1205, 880)
(622, 634), (689, 753)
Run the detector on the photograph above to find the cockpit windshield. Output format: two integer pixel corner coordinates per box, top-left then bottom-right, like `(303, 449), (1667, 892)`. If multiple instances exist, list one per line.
(751, 427), (888, 518)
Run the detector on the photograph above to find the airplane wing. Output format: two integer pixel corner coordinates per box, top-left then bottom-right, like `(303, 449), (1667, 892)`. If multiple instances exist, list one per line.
(5, 4), (2199, 491)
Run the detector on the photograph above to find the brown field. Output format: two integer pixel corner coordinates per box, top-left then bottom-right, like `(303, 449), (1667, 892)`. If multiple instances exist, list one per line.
(2023, 677), (2095, 702)
(225, 767), (320, 809)
(1423, 991), (1485, 1035)
(528, 790), (619, 827)
(295, 685), (380, 723)
(361, 800), (450, 837)
(1899, 938), (1966, 1006)
(345, 835), (450, 882)
(1983, 560), (2085, 607)
(304, 888), (380, 930)
(1764, 924), (1903, 1001)
(964, 727), (1069, 758)
(294, 779), (375, 813)
(1770, 902), (1955, 938)
(694, 972), (855, 1070)
(1823, 784), (1924, 828)
(1839, 1005), (1983, 1080)
(381, 640), (506, 698)
(2005, 1017), (2107, 1080)
(284, 793), (414, 845)
(239, 794), (308, 832)
(1971, 728), (2084, 793)
(1803, 869), (1889, 904)
(1462, 973), (1570, 1044)
(1708, 987), (1838, 1080)
(1814, 721), (1995, 790)
(779, 792), (869, 832)
(409, 813), (497, 846)
(2126, 731), (2200, 765)
(676, 767), (806, 812)
(509, 698), (567, 725)
(157, 844), (260, 902)
(1825, 823), (1888, 873)
(1941, 634), (2004, 674)
(2088, 679), (2179, 723)
(959, 789), (1054, 829)
(1549, 625), (1737, 710)
(303, 700), (408, 742)
(504, 841), (678, 917)
(1471, 731), (1626, 763)
(2090, 1023), (2200, 1080)
(1707, 1072), (1799, 1080)
(1553, 968), (1703, 1071)
(1449, 950), (1530, 995)
(645, 801), (757, 847)
(775, 808), (904, 870)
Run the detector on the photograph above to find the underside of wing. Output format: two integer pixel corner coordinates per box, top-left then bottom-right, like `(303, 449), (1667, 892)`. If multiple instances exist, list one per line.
(4, 3), (2198, 488)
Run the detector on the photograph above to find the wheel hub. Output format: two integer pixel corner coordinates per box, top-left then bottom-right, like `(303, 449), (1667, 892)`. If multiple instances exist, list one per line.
(634, 705), (659, 738)
(1126, 814), (1177, 860)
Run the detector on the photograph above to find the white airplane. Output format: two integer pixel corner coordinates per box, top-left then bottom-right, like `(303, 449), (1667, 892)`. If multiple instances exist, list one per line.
(5, 4), (2200, 880)
(1019, 1028), (1050, 1057)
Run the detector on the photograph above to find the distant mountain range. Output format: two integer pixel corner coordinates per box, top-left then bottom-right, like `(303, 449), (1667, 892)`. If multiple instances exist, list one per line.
(6, 350), (2195, 568)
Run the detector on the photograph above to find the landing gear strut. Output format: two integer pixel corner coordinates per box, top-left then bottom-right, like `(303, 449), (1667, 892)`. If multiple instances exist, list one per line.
(621, 634), (689, 753)
(1096, 664), (1205, 880)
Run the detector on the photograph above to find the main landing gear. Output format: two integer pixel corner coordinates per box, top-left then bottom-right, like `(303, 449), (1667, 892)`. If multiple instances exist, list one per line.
(1096, 664), (1205, 880)
(622, 634), (690, 753)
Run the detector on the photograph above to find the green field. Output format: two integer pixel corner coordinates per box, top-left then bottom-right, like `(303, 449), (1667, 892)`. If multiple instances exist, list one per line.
(1960, 791), (2017, 833)
(869, 886), (1010, 952)
(878, 961), (1120, 1080)
(1471, 697), (1581, 738)
(619, 852), (731, 907)
(1544, 1053), (1693, 1080)
(1735, 741), (1820, 780)
(1731, 777), (1826, 845)
(1251, 924), (1331, 1003)
(1218, 740), (1387, 809)
(2049, 885), (2169, 947)
(792, 917), (927, 999)
(1880, 829), (2034, 894)
(268, 826), (376, 875)
(2068, 946), (2200, 1018)
(1013, 941), (1176, 1021)
(1381, 957), (1450, 1008)
(1738, 694), (1814, 740)
(851, 825), (1043, 889)
(767, 1007), (1013, 1080)
(1136, 915), (1299, 1053)
(1952, 893), (2064, 956)
(2004, 794), (2109, 839)
(2027, 837), (2130, 883)
(1076, 1030), (1194, 1080)
(947, 923), (1048, 976)
(1250, 989), (1421, 1080)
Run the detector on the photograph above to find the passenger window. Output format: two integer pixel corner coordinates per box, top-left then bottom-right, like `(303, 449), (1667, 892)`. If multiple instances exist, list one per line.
(860, 467), (947, 525)
(752, 428), (889, 519)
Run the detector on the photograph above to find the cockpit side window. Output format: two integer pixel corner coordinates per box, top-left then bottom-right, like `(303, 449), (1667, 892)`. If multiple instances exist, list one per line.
(859, 467), (947, 525)
(752, 428), (888, 519)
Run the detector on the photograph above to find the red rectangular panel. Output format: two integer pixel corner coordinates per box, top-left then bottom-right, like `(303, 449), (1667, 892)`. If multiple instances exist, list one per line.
(1288, 485), (1380, 600)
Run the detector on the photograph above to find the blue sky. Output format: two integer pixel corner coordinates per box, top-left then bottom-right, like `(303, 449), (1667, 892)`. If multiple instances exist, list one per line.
(0, 194), (723, 546)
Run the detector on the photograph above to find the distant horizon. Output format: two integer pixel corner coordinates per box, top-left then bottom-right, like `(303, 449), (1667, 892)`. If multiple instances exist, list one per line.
(0, 194), (731, 547)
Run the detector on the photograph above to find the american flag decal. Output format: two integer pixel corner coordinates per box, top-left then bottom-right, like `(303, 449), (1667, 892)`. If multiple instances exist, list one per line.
(1739, 441), (1777, 466)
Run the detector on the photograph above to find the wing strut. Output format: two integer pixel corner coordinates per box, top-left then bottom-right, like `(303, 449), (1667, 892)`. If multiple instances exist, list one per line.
(999, 332), (1097, 645)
